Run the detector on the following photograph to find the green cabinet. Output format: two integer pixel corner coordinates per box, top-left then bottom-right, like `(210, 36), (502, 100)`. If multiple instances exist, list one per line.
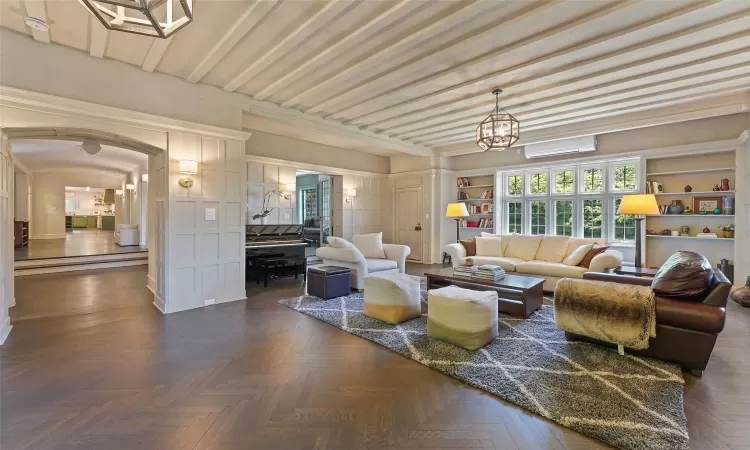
(100, 216), (115, 231)
(72, 216), (88, 228)
(86, 216), (98, 228)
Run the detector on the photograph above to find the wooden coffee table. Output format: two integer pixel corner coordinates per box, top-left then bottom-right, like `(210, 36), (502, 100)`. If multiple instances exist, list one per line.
(425, 272), (545, 318)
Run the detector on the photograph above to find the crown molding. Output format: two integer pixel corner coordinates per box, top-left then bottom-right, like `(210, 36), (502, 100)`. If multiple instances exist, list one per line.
(439, 92), (750, 157)
(245, 155), (386, 178)
(244, 97), (433, 157)
(0, 86), (251, 141)
(31, 167), (128, 178)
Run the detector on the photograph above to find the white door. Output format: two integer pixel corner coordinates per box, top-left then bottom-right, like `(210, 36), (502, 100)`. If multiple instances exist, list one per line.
(395, 187), (422, 262)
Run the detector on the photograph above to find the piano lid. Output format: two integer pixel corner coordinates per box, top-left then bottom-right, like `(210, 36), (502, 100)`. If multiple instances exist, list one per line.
(246, 224), (304, 236)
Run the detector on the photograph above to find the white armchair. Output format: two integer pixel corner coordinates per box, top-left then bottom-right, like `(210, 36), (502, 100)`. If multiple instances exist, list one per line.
(115, 224), (140, 247)
(316, 241), (410, 290)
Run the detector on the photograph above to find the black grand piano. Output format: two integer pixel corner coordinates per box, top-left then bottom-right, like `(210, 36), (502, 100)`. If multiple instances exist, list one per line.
(245, 224), (309, 286)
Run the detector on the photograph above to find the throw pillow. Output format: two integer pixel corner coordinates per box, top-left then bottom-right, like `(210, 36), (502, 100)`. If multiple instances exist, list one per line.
(578, 244), (610, 268)
(475, 237), (503, 257)
(459, 239), (476, 257)
(651, 251), (713, 299)
(563, 243), (594, 266)
(352, 232), (386, 259)
(327, 236), (353, 249)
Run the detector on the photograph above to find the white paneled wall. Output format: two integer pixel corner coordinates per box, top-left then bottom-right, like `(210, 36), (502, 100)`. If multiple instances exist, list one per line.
(168, 134), (247, 313)
(341, 175), (383, 241)
(247, 162), (296, 224)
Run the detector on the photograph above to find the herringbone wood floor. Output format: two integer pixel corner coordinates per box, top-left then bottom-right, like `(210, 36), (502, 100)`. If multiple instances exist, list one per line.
(2, 265), (749, 449)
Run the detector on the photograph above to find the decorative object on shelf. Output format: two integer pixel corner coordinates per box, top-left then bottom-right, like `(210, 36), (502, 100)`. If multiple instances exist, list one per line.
(650, 181), (663, 193)
(702, 226), (711, 233)
(717, 224), (735, 238)
(476, 88), (519, 151)
(720, 178), (730, 191)
(693, 196), (723, 215)
(77, 0), (194, 38)
(178, 160), (198, 188)
(667, 200), (684, 215)
(731, 277), (750, 308)
(457, 177), (470, 187)
(679, 225), (690, 236)
(481, 203), (492, 214)
(252, 188), (283, 221)
(712, 184), (720, 191)
(618, 194), (659, 268)
(713, 207), (720, 215)
(722, 197), (735, 215)
(446, 203), (470, 242)
(684, 185), (692, 192)
(683, 207), (692, 215)
(670, 230), (679, 236)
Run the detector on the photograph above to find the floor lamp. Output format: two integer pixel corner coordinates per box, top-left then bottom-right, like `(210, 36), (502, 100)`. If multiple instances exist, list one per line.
(617, 194), (659, 268)
(445, 202), (470, 242)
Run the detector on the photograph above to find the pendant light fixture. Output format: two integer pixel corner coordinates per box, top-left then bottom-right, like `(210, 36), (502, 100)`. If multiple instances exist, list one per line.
(476, 89), (520, 151)
(77, 0), (194, 38)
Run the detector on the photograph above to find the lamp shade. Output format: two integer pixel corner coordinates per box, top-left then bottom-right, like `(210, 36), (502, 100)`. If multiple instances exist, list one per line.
(179, 160), (198, 175)
(125, 183), (135, 190)
(115, 189), (123, 195)
(142, 174), (149, 182)
(345, 189), (357, 197)
(617, 194), (659, 215)
(445, 202), (470, 218)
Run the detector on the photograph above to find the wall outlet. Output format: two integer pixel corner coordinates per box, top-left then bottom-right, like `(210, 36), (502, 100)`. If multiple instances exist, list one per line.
(204, 298), (216, 306)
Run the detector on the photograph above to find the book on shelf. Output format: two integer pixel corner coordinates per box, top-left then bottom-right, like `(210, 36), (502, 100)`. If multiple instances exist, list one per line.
(457, 177), (470, 188)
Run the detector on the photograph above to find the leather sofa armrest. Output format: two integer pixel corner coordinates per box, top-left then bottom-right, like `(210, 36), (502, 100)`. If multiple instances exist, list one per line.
(445, 243), (466, 266)
(382, 244), (410, 273)
(587, 249), (623, 273)
(583, 272), (653, 287)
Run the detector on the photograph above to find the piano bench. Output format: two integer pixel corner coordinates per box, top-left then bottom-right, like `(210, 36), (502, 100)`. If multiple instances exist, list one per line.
(308, 266), (352, 299)
(257, 257), (307, 287)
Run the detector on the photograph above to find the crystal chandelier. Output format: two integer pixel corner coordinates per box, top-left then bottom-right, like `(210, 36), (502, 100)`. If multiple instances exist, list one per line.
(476, 89), (520, 151)
(77, 0), (194, 38)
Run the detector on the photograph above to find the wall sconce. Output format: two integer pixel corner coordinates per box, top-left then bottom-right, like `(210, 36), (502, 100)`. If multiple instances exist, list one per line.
(345, 189), (357, 203)
(125, 183), (135, 190)
(279, 183), (294, 199)
(141, 174), (149, 182)
(115, 189), (123, 196)
(179, 160), (198, 188)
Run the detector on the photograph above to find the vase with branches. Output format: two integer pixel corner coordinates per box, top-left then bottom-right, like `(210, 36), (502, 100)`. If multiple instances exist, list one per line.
(252, 188), (283, 221)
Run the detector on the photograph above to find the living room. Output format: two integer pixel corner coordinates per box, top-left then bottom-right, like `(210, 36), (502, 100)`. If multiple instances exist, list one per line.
(1, 1), (750, 449)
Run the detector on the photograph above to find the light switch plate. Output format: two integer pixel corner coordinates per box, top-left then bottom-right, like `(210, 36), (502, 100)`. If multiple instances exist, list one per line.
(205, 207), (216, 221)
(283, 213), (290, 220)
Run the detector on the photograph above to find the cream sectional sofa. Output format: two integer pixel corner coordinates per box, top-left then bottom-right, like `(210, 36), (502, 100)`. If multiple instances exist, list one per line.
(444, 233), (623, 292)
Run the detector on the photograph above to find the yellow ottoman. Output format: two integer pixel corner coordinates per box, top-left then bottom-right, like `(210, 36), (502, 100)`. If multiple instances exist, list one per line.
(363, 272), (422, 324)
(427, 286), (498, 350)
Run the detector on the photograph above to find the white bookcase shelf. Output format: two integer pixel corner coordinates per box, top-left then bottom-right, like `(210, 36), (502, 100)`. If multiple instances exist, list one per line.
(456, 173), (495, 234)
(646, 167), (735, 177)
(647, 235), (734, 241)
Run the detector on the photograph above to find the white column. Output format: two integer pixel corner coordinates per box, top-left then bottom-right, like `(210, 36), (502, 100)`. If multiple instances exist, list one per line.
(0, 130), (14, 344)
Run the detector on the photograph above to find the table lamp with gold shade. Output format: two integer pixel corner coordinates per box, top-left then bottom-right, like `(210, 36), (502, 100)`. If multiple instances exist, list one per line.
(446, 202), (470, 242)
(617, 194), (660, 268)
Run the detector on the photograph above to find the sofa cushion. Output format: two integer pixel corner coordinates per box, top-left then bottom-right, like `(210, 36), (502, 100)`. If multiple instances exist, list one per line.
(459, 239), (476, 257)
(579, 245), (610, 268)
(353, 232), (386, 259)
(481, 232), (513, 254)
(515, 261), (588, 279)
(565, 237), (604, 257)
(535, 236), (570, 263)
(475, 237), (503, 257)
(563, 243), (594, 266)
(651, 251), (712, 299)
(366, 258), (398, 272)
(504, 235), (544, 260)
(467, 256), (525, 272)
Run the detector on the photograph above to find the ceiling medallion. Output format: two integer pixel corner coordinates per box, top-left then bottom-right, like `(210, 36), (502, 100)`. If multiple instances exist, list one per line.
(476, 88), (520, 151)
(77, 0), (194, 38)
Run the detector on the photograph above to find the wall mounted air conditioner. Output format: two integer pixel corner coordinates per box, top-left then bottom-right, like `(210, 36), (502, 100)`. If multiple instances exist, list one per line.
(524, 135), (596, 159)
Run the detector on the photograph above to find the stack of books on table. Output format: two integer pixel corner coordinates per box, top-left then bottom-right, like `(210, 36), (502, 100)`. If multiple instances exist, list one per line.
(453, 265), (476, 278)
(473, 264), (506, 282)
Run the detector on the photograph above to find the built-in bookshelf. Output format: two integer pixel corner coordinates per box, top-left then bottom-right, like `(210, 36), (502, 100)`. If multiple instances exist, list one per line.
(456, 174), (495, 235)
(644, 151), (736, 268)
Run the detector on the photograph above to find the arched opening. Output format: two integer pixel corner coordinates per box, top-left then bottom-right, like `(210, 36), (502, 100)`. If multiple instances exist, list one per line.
(1, 127), (167, 327)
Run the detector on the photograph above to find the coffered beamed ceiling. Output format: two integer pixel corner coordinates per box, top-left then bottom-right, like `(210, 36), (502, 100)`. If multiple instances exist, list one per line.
(4, 0), (750, 156)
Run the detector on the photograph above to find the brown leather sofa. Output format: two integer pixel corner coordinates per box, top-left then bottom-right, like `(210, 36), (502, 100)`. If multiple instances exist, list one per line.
(565, 269), (731, 377)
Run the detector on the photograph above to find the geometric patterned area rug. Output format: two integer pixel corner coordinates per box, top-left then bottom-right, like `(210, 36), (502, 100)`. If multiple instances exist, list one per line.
(279, 284), (688, 450)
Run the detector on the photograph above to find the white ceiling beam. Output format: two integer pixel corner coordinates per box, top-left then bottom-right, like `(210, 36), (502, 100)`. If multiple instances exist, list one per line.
(141, 37), (173, 72)
(346, 0), (721, 126)
(23, 0), (50, 44)
(253, 0), (413, 101)
(426, 87), (750, 148)
(88, 17), (108, 58)
(366, 5), (748, 132)
(399, 56), (750, 140)
(223, 0), (349, 93)
(316, 0), (638, 118)
(186, 0), (279, 84)
(278, 0), (508, 109)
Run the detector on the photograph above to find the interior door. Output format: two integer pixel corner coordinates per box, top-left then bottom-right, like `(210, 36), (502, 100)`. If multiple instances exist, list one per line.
(395, 186), (422, 262)
(319, 177), (331, 245)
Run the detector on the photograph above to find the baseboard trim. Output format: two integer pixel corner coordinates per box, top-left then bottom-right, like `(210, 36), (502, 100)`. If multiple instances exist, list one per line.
(15, 252), (147, 269)
(31, 234), (65, 240)
(14, 259), (147, 276)
(0, 317), (12, 345)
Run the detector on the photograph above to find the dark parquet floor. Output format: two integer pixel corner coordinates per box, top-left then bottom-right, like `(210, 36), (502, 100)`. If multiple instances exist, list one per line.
(2, 264), (749, 449)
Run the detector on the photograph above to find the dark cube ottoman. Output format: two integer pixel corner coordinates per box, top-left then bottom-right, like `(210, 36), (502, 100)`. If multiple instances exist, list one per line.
(307, 266), (352, 299)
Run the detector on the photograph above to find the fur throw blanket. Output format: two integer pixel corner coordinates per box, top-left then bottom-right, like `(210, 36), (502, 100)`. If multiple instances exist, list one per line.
(554, 279), (656, 350)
